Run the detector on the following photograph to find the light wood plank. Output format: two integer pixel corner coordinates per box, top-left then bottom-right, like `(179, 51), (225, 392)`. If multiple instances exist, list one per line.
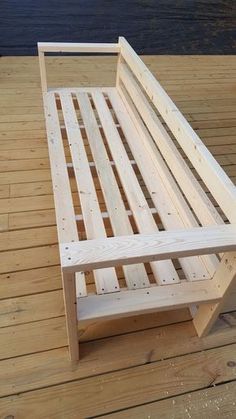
(60, 91), (119, 295)
(91, 90), (179, 285)
(119, 37), (236, 223)
(44, 92), (86, 297)
(78, 280), (219, 323)
(118, 62), (224, 228)
(77, 92), (149, 289)
(108, 89), (215, 280)
(38, 42), (119, 53)
(44, 93), (78, 243)
(61, 224), (236, 273)
(114, 85), (219, 276)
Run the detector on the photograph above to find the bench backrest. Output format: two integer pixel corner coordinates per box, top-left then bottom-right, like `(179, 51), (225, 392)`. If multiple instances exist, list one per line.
(116, 37), (236, 226)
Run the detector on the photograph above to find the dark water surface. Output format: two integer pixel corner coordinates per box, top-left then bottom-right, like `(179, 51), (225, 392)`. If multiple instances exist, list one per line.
(0, 0), (236, 55)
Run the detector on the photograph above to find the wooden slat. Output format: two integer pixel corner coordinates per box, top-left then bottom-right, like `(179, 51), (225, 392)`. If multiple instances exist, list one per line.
(91, 90), (180, 285)
(118, 62), (224, 228)
(44, 92), (86, 296)
(113, 85), (219, 277)
(38, 42), (119, 53)
(60, 91), (119, 295)
(60, 224), (236, 273)
(119, 37), (236, 223)
(77, 92), (150, 289)
(108, 89), (215, 280)
(78, 280), (219, 323)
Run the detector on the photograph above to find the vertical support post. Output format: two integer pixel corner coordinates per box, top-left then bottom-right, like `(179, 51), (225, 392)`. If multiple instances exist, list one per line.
(62, 270), (79, 361)
(193, 252), (236, 337)
(116, 37), (122, 87)
(38, 49), (47, 93)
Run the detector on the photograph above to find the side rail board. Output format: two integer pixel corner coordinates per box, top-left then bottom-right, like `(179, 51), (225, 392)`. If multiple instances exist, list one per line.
(61, 224), (236, 273)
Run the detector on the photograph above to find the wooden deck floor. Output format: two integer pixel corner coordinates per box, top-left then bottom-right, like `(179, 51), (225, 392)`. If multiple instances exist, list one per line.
(0, 55), (236, 418)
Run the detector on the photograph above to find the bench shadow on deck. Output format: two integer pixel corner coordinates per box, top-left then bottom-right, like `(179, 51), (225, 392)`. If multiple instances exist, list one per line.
(0, 55), (236, 418)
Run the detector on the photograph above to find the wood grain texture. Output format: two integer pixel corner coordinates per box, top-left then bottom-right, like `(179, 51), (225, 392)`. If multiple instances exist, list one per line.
(0, 343), (236, 418)
(0, 55), (236, 417)
(0, 314), (235, 398)
(61, 225), (236, 272)
(102, 381), (236, 418)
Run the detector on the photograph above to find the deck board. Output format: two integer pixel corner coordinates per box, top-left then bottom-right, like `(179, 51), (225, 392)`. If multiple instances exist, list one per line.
(0, 55), (236, 417)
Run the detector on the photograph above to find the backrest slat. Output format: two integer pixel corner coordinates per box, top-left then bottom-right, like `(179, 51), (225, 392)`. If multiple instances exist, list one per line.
(118, 36), (236, 224)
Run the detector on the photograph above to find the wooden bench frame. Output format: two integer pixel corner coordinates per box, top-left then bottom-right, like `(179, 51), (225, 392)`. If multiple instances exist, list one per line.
(38, 38), (236, 361)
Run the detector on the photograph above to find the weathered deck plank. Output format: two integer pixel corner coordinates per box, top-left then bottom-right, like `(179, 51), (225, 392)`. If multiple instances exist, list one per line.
(0, 55), (236, 417)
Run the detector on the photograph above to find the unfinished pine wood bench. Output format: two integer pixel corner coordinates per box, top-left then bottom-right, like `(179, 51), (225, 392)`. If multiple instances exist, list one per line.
(38, 38), (236, 361)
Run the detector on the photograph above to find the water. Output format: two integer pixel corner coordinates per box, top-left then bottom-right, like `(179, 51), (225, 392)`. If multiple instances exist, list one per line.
(0, 0), (235, 55)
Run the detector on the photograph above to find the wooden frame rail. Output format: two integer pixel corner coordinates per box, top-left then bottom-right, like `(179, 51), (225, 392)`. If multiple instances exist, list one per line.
(38, 42), (120, 93)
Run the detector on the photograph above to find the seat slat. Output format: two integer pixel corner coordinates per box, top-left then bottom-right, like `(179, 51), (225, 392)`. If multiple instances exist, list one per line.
(92, 91), (180, 285)
(108, 89), (216, 281)
(60, 92), (119, 295)
(44, 92), (87, 297)
(77, 92), (150, 290)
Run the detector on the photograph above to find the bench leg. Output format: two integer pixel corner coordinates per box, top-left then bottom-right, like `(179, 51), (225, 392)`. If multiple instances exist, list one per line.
(62, 270), (79, 361)
(193, 252), (236, 337)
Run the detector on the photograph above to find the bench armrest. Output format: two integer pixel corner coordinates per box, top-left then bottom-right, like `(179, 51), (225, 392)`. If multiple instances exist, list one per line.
(60, 224), (236, 273)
